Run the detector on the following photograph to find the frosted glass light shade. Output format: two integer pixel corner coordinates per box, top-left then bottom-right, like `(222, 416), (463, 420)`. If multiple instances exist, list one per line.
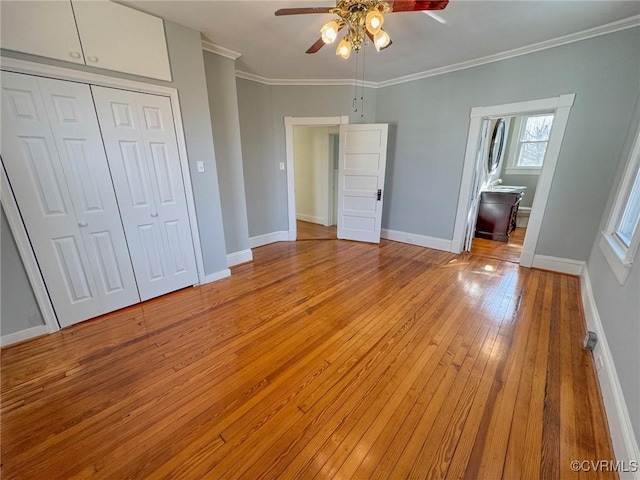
(366, 10), (384, 35)
(321, 20), (339, 44)
(336, 38), (351, 59)
(374, 30), (390, 51)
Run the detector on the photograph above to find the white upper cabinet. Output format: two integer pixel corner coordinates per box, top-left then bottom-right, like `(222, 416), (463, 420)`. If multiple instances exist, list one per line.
(1, 0), (172, 81)
(72, 0), (172, 81)
(0, 1), (84, 64)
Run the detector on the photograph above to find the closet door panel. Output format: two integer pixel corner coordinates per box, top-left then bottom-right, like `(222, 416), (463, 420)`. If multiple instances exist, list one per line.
(38, 77), (140, 313)
(92, 86), (198, 301)
(1, 72), (103, 326)
(138, 94), (198, 279)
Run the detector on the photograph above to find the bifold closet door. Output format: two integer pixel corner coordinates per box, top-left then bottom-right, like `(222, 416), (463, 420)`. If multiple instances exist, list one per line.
(91, 86), (198, 301)
(1, 72), (140, 327)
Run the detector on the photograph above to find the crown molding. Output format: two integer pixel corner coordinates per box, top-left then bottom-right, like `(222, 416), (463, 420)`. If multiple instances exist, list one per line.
(376, 14), (640, 88)
(234, 15), (639, 89)
(202, 40), (242, 60)
(235, 70), (377, 88)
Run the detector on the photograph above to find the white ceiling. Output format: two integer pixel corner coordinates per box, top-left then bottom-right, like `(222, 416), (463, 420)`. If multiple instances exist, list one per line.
(122, 1), (640, 84)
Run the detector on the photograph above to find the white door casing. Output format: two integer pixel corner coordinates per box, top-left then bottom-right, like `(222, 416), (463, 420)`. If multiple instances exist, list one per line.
(337, 124), (389, 243)
(91, 86), (198, 301)
(1, 72), (140, 327)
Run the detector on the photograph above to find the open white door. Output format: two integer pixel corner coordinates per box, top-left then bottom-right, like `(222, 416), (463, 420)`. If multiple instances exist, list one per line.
(337, 124), (388, 243)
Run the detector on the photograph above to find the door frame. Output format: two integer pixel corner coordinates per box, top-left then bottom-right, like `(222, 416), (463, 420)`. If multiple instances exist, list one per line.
(284, 115), (349, 240)
(0, 56), (207, 333)
(451, 94), (575, 267)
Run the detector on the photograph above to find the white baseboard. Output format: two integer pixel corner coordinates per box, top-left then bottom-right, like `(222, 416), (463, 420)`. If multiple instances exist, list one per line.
(381, 228), (452, 252)
(249, 231), (290, 248)
(201, 268), (231, 285)
(1, 325), (48, 347)
(532, 254), (585, 276)
(227, 248), (253, 267)
(296, 213), (326, 225)
(581, 268), (640, 478)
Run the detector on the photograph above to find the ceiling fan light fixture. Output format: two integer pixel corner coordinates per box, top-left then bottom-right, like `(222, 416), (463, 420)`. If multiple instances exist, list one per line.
(373, 29), (390, 51)
(336, 37), (351, 59)
(321, 20), (340, 44)
(365, 10), (384, 35)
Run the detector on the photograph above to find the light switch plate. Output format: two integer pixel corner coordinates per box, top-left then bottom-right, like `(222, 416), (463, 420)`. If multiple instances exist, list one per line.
(279, 162), (285, 171)
(196, 161), (205, 173)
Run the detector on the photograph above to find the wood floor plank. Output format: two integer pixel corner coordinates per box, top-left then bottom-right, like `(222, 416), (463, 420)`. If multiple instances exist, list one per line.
(0, 231), (616, 479)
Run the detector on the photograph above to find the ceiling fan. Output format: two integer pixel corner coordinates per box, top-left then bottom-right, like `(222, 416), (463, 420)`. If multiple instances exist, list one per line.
(275, 0), (449, 59)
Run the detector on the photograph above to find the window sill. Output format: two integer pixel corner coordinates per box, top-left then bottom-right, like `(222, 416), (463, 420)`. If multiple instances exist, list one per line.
(599, 232), (632, 285)
(504, 168), (541, 176)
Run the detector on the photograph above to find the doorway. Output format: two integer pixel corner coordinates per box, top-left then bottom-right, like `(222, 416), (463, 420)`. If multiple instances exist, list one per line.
(292, 125), (339, 240)
(451, 94), (575, 268)
(284, 116), (349, 241)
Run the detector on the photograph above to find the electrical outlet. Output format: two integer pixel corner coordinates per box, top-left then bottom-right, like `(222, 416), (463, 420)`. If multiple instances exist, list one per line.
(196, 161), (205, 173)
(279, 162), (285, 171)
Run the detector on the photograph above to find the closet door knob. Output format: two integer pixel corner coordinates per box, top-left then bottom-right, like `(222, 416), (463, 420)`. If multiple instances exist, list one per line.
(69, 51), (82, 59)
(87, 56), (99, 63)
(78, 221), (88, 227)
(150, 212), (158, 218)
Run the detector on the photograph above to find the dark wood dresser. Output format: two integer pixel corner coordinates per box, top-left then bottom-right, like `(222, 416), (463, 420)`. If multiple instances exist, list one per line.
(475, 191), (524, 242)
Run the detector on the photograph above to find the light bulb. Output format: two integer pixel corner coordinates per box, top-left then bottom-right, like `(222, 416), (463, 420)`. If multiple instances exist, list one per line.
(374, 30), (390, 51)
(321, 20), (339, 44)
(336, 38), (351, 59)
(366, 10), (384, 35)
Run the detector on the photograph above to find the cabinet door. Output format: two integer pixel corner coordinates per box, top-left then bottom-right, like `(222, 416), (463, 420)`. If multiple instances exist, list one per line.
(37, 76), (141, 316)
(1, 72), (133, 327)
(72, 0), (172, 81)
(0, 1), (84, 64)
(91, 86), (198, 301)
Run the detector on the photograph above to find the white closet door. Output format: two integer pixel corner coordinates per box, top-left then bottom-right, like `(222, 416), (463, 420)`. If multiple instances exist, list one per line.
(38, 76), (140, 315)
(1, 72), (138, 327)
(91, 86), (198, 301)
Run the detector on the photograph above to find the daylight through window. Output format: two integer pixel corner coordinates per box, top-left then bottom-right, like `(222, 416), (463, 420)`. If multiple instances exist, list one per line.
(516, 114), (555, 168)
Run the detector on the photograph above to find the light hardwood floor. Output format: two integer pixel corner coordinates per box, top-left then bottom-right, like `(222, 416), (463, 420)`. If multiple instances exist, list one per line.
(470, 227), (526, 264)
(1, 239), (615, 479)
(297, 220), (337, 240)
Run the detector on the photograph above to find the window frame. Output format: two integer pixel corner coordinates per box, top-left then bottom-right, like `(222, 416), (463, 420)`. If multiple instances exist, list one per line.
(599, 123), (640, 285)
(505, 113), (555, 176)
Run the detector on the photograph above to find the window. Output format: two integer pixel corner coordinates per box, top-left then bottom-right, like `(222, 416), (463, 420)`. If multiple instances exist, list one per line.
(506, 114), (554, 175)
(600, 125), (640, 284)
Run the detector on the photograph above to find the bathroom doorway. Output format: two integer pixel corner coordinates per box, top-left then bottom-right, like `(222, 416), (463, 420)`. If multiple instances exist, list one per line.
(451, 95), (575, 268)
(468, 114), (554, 263)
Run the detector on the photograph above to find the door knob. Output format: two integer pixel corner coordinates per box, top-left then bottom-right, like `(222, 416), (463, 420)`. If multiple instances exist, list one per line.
(150, 212), (158, 217)
(78, 221), (88, 227)
(87, 56), (99, 63)
(69, 51), (82, 59)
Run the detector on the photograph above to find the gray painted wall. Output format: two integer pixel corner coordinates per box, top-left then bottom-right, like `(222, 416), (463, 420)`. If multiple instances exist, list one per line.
(1, 207), (45, 336)
(1, 20), (228, 336)
(586, 96), (640, 446)
(203, 51), (250, 255)
(375, 27), (640, 260)
(237, 81), (377, 235)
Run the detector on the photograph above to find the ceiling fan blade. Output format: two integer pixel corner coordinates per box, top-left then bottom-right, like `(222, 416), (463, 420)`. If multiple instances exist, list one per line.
(306, 37), (327, 54)
(275, 7), (332, 16)
(365, 31), (393, 51)
(389, 1), (449, 12)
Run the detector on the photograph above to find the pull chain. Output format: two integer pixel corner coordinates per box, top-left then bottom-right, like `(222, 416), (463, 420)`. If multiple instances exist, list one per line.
(360, 45), (366, 118)
(353, 50), (359, 112)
